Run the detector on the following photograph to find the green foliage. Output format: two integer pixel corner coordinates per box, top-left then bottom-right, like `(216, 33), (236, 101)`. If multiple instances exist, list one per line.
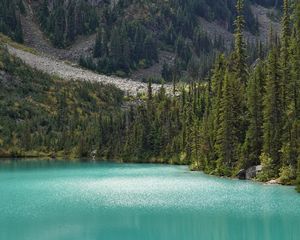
(243, 62), (264, 168)
(0, 46), (123, 158)
(0, 0), (23, 43)
(215, 70), (240, 176)
(38, 0), (99, 47)
(1, 0), (300, 193)
(279, 165), (294, 185)
(196, 0), (299, 186)
(80, 0), (261, 79)
(262, 47), (282, 175)
(211, 0), (248, 176)
(46, 0), (272, 83)
(256, 153), (275, 181)
(233, 0), (248, 84)
(84, 20), (158, 75)
(0, 0), (273, 80)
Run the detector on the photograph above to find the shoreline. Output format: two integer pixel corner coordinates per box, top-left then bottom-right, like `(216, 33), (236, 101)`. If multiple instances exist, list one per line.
(1, 156), (297, 190)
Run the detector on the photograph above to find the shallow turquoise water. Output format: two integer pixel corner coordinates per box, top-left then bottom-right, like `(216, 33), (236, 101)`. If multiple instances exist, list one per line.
(0, 161), (299, 240)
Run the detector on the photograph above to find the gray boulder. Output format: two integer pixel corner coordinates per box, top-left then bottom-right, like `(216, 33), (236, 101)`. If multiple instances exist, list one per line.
(246, 165), (262, 179)
(237, 165), (262, 180)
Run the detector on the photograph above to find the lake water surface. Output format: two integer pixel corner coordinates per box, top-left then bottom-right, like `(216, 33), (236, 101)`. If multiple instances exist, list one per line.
(0, 160), (299, 240)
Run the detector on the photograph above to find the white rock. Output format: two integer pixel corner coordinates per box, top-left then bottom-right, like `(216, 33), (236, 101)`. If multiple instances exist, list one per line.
(267, 179), (278, 185)
(7, 46), (172, 96)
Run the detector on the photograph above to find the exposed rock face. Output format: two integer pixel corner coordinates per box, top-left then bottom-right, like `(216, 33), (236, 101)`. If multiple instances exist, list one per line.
(237, 165), (262, 180)
(246, 165), (262, 180)
(7, 45), (171, 96)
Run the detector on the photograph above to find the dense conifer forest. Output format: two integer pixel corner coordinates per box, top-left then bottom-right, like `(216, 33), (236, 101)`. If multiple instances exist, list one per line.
(10, 0), (278, 79)
(78, 0), (262, 77)
(0, 0), (299, 192)
(37, 0), (99, 48)
(0, 0), (24, 43)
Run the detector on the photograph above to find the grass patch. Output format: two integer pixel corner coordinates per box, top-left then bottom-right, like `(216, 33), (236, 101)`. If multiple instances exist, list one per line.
(0, 33), (38, 54)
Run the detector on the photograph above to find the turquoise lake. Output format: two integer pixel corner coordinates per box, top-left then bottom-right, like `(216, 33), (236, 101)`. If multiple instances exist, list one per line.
(0, 160), (300, 240)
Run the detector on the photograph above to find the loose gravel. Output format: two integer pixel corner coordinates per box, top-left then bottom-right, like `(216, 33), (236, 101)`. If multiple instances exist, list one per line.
(7, 46), (170, 96)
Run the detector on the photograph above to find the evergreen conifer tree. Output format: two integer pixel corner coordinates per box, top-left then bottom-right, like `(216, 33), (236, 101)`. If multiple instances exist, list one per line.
(94, 29), (103, 58)
(66, 2), (75, 43)
(216, 70), (239, 176)
(233, 0), (248, 84)
(53, 0), (66, 48)
(280, 0), (291, 112)
(243, 62), (264, 168)
(262, 46), (282, 177)
(39, 0), (49, 30)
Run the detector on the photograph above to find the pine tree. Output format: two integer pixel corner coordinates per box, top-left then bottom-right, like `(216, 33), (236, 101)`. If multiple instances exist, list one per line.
(243, 62), (264, 168)
(216, 70), (239, 176)
(110, 26), (122, 70)
(0, 0), (23, 43)
(102, 28), (109, 57)
(94, 29), (103, 58)
(291, 1), (300, 119)
(211, 55), (226, 140)
(262, 46), (282, 177)
(39, 0), (49, 30)
(133, 25), (146, 62)
(117, 24), (130, 73)
(53, 0), (66, 48)
(66, 2), (75, 44)
(211, 64), (245, 173)
(280, 0), (291, 112)
(233, 0), (248, 84)
(187, 56), (200, 81)
(279, 0), (300, 182)
(144, 34), (158, 65)
(14, 13), (23, 43)
(198, 55), (225, 168)
(226, 0), (248, 170)
(279, 0), (300, 181)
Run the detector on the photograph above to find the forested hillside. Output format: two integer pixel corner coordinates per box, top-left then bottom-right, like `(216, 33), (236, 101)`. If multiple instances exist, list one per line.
(194, 0), (299, 183)
(1, 0), (281, 80)
(0, 0), (24, 43)
(0, 0), (299, 192)
(36, 0), (99, 48)
(78, 0), (263, 78)
(77, 0), (280, 79)
(0, 45), (124, 158)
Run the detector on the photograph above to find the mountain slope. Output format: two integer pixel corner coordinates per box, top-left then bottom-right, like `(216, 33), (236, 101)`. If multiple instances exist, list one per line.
(0, 44), (124, 158)
(6, 43), (171, 95)
(1, 0), (281, 85)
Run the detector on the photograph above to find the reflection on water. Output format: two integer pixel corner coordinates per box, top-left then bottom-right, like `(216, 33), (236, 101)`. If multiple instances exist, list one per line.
(0, 160), (299, 240)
